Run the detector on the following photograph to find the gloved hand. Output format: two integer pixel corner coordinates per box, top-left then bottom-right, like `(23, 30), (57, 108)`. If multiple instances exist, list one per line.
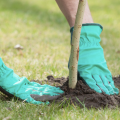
(70, 23), (119, 95)
(0, 58), (64, 104)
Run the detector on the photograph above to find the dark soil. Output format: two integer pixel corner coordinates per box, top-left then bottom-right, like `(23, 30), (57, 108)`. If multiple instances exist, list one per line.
(32, 75), (120, 109)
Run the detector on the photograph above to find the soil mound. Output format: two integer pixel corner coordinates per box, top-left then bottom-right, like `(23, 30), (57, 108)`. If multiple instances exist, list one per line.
(32, 75), (120, 109)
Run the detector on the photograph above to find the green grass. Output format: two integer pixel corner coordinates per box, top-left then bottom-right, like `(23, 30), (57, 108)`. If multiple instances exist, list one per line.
(0, 0), (120, 119)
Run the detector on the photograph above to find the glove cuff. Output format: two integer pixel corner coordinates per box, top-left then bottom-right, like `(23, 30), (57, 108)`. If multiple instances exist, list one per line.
(70, 23), (103, 33)
(70, 23), (103, 46)
(0, 58), (13, 79)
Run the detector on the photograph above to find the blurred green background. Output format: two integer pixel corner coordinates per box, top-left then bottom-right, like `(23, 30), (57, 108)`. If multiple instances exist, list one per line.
(0, 0), (120, 78)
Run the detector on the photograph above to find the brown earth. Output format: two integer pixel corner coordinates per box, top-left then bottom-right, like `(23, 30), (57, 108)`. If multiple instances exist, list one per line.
(32, 75), (120, 109)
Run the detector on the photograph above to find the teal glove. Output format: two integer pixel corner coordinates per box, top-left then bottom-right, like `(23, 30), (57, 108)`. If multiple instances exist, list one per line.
(70, 23), (119, 95)
(0, 58), (64, 104)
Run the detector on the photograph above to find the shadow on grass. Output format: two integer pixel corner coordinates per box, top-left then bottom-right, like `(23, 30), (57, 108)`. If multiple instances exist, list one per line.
(0, 0), (68, 30)
(0, 93), (12, 101)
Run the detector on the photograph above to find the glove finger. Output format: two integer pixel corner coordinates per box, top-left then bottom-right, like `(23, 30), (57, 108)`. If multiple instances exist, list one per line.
(36, 86), (64, 94)
(41, 84), (61, 89)
(106, 75), (117, 88)
(29, 82), (42, 87)
(29, 83), (61, 90)
(28, 82), (63, 93)
(93, 75), (110, 95)
(82, 74), (102, 93)
(28, 81), (57, 88)
(16, 93), (49, 105)
(100, 75), (114, 95)
(32, 83), (61, 90)
(31, 87), (64, 96)
(30, 94), (61, 101)
(106, 75), (119, 95)
(31, 90), (62, 96)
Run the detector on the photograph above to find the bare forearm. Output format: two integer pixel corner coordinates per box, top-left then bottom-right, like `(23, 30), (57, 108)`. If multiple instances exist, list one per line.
(55, 0), (93, 27)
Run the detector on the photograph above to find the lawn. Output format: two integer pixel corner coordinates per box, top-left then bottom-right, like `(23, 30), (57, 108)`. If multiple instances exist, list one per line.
(0, 0), (120, 119)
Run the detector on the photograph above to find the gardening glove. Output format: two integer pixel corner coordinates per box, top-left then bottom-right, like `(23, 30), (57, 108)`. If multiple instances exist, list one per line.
(0, 58), (64, 104)
(70, 23), (119, 95)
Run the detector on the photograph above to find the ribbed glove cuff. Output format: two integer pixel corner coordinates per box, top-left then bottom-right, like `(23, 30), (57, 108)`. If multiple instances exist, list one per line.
(70, 23), (103, 47)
